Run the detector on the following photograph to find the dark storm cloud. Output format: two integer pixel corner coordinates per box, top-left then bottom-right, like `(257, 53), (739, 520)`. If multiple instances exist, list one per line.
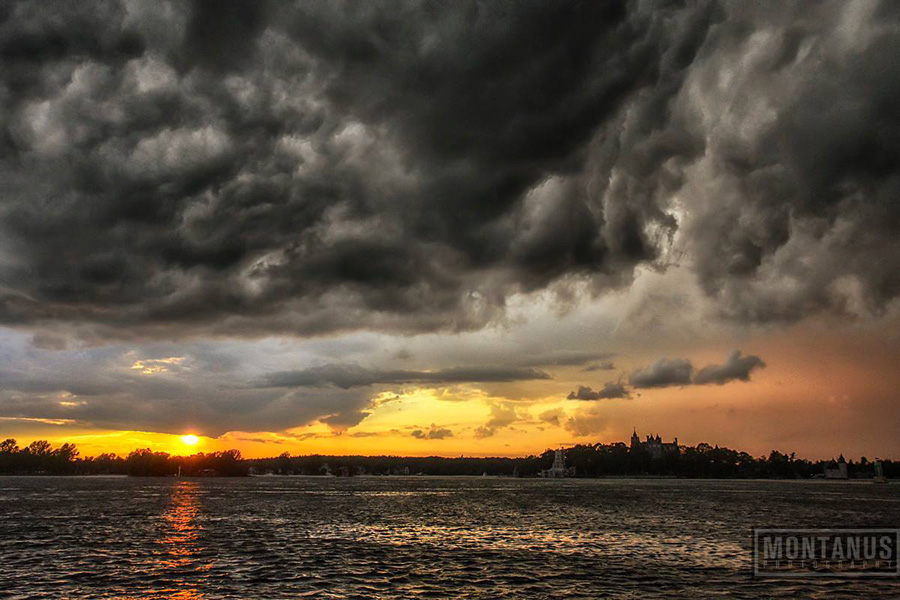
(629, 358), (694, 389)
(0, 0), (898, 342)
(673, 2), (900, 322)
(179, 0), (269, 74)
(0, 0), (708, 339)
(257, 364), (550, 389)
(629, 350), (766, 388)
(567, 382), (630, 400)
(693, 350), (765, 385)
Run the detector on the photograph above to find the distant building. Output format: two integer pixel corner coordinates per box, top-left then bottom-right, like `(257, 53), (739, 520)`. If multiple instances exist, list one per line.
(824, 455), (849, 479)
(539, 448), (575, 478)
(630, 429), (679, 459)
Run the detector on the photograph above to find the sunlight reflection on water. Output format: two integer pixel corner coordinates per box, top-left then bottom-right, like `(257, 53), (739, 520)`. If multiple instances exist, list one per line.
(121, 481), (210, 600)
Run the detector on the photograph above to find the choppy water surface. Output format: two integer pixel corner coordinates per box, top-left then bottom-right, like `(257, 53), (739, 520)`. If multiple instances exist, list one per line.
(1, 477), (898, 599)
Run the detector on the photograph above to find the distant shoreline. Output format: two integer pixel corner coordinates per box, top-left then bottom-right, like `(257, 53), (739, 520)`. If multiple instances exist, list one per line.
(2, 439), (895, 479)
(0, 473), (891, 482)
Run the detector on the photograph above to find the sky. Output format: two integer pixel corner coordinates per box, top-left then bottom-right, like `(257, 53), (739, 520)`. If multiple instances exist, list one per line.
(0, 0), (898, 460)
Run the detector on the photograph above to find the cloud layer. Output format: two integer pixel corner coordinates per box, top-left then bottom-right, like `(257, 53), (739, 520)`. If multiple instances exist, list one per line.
(0, 1), (897, 342)
(258, 364), (550, 389)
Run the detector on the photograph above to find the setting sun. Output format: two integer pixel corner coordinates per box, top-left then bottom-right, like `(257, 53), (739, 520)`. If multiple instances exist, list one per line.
(180, 435), (199, 447)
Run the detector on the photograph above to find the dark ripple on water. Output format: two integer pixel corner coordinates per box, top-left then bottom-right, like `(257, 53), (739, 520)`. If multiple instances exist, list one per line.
(0, 477), (898, 599)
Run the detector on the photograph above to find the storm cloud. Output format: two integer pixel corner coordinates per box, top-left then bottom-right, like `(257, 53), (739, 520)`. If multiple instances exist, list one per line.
(567, 383), (630, 401)
(630, 351), (766, 388)
(629, 358), (694, 389)
(0, 1), (896, 343)
(693, 351), (766, 385)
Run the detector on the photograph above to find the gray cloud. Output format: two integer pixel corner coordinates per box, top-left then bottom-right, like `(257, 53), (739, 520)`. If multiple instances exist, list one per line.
(2, 2), (891, 342)
(0, 331), (374, 437)
(629, 358), (694, 389)
(567, 382), (630, 400)
(0, 380), (370, 439)
(629, 351), (766, 388)
(411, 425), (453, 440)
(257, 364), (550, 389)
(693, 350), (766, 385)
(669, 3), (900, 323)
(0, 1), (669, 339)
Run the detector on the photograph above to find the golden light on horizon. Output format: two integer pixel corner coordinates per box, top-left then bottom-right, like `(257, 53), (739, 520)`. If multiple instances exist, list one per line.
(180, 434), (200, 447)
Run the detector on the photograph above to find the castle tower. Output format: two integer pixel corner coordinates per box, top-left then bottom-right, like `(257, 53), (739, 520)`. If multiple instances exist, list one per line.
(552, 448), (565, 471)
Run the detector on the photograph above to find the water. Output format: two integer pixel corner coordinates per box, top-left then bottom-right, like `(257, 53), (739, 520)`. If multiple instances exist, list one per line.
(1, 477), (897, 599)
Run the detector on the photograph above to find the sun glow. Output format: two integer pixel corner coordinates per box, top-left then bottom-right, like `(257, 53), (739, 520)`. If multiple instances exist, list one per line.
(180, 434), (199, 447)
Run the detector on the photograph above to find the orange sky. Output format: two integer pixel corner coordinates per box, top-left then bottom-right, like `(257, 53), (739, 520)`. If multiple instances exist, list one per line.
(6, 314), (898, 462)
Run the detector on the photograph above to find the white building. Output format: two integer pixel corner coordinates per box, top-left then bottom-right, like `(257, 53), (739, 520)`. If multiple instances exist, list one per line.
(540, 448), (571, 478)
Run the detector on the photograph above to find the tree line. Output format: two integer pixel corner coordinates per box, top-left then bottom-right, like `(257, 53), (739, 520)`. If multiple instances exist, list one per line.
(0, 438), (895, 479)
(247, 444), (898, 479)
(558, 443), (898, 479)
(0, 439), (246, 476)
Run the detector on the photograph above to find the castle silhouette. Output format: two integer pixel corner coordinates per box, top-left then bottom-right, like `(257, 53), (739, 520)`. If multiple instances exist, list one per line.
(630, 429), (679, 459)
